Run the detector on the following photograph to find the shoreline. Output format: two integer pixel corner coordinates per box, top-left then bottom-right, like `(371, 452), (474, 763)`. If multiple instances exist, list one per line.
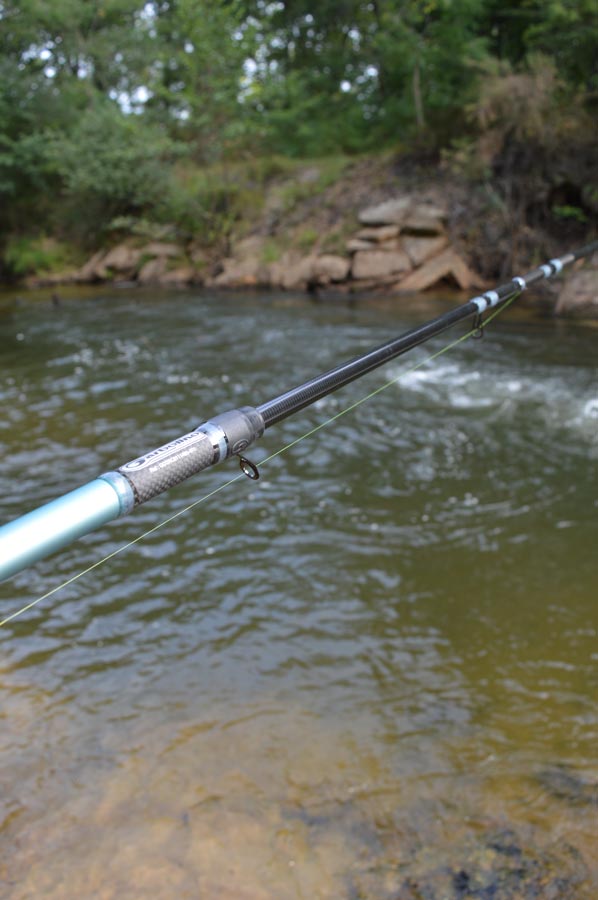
(3, 160), (597, 318)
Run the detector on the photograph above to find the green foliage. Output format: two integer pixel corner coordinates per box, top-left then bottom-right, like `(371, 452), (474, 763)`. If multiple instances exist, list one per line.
(524, 0), (598, 91)
(148, 0), (254, 161)
(276, 157), (351, 212)
(0, 0), (596, 265)
(3, 235), (75, 276)
(260, 239), (284, 265)
(165, 163), (265, 244)
(296, 228), (319, 253)
(49, 102), (181, 238)
(552, 205), (589, 224)
(320, 222), (355, 256)
(450, 53), (594, 171)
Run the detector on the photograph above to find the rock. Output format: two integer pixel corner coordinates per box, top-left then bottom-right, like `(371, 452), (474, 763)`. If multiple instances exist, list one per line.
(159, 266), (196, 286)
(266, 251), (303, 288)
(140, 241), (181, 258)
(189, 244), (208, 266)
(357, 827), (588, 900)
(413, 201), (447, 221)
(537, 764), (598, 805)
(395, 248), (479, 292)
(233, 235), (265, 261)
(347, 276), (400, 292)
(102, 243), (142, 273)
(266, 258), (286, 288)
(76, 250), (109, 282)
(356, 225), (400, 243)
(346, 238), (374, 253)
(137, 256), (168, 285)
(210, 238), (346, 290)
(24, 271), (77, 288)
(402, 235), (449, 267)
(281, 255), (317, 290)
(401, 208), (446, 236)
(352, 248), (412, 280)
(358, 197), (411, 226)
(212, 257), (263, 287)
(313, 255), (350, 284)
(555, 264), (598, 317)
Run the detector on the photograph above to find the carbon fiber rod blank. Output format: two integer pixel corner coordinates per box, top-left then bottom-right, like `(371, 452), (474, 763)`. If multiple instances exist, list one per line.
(257, 240), (598, 427)
(0, 239), (596, 582)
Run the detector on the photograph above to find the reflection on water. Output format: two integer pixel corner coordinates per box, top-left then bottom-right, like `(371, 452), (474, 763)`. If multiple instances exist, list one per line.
(0, 288), (596, 898)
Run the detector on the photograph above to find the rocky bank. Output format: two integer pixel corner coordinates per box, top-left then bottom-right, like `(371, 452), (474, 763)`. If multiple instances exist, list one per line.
(25, 162), (598, 316)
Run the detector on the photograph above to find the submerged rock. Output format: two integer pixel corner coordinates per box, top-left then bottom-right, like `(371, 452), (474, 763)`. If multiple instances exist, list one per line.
(352, 827), (588, 900)
(537, 765), (598, 807)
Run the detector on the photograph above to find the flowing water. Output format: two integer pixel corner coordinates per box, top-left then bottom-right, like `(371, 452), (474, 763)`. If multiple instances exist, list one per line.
(0, 287), (596, 899)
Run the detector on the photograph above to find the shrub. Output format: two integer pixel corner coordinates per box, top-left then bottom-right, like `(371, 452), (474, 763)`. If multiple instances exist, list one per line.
(49, 102), (182, 241)
(3, 236), (75, 276)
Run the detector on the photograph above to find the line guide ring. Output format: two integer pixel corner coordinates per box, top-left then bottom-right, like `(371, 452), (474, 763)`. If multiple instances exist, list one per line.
(239, 455), (260, 480)
(471, 312), (485, 340)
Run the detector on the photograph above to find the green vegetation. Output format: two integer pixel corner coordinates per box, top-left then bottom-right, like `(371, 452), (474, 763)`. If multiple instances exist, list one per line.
(0, 0), (596, 278)
(3, 236), (77, 276)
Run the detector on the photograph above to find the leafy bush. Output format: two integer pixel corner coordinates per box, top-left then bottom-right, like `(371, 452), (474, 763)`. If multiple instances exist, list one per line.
(446, 55), (595, 183)
(49, 102), (182, 240)
(3, 236), (75, 276)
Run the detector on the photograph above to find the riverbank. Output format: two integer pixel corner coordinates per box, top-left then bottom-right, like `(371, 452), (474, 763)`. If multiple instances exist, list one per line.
(8, 155), (598, 317)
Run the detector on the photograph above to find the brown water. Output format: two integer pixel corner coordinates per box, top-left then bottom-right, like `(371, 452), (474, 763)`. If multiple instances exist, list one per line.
(0, 288), (596, 898)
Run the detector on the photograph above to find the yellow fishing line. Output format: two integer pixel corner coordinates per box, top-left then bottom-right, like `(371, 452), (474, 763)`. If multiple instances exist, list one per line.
(0, 296), (517, 628)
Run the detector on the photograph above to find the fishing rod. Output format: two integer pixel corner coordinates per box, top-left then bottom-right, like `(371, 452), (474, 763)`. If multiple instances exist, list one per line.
(0, 240), (596, 583)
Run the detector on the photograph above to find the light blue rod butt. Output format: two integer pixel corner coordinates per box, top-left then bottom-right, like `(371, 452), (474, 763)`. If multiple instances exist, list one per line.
(0, 474), (133, 582)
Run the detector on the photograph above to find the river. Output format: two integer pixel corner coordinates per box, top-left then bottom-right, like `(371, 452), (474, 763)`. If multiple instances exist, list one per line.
(0, 287), (596, 898)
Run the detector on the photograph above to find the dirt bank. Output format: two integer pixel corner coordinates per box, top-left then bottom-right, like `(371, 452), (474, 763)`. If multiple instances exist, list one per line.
(19, 155), (598, 316)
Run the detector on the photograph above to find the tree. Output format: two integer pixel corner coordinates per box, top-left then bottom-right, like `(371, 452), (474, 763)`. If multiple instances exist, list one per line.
(146, 0), (254, 161)
(49, 101), (181, 238)
(524, 0), (598, 93)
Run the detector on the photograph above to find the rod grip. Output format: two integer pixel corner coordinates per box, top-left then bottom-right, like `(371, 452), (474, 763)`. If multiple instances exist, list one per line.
(117, 406), (264, 506)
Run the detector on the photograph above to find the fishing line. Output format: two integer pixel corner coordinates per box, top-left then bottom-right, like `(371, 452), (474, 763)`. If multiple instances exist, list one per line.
(0, 294), (517, 628)
(258, 294), (517, 466)
(2, 241), (595, 587)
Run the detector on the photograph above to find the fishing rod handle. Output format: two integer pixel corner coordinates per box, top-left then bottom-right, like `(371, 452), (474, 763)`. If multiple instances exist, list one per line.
(116, 406), (265, 506)
(0, 478), (127, 582)
(0, 407), (264, 582)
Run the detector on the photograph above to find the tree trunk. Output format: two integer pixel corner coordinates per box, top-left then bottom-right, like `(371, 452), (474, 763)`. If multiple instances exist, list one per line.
(413, 57), (425, 132)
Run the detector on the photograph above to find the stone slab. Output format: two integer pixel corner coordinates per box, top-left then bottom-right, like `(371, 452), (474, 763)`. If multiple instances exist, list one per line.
(358, 198), (411, 226)
(396, 248), (478, 292)
(402, 235), (449, 267)
(352, 248), (412, 280)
